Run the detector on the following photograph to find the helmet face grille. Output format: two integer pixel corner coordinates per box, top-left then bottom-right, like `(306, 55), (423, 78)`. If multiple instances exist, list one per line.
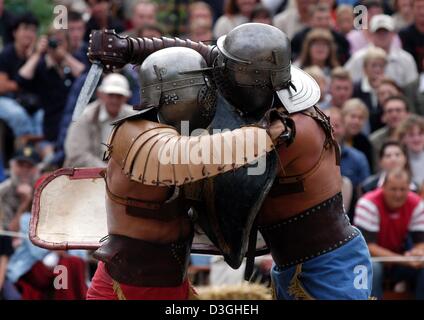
(155, 78), (217, 131)
(212, 56), (274, 118)
(212, 57), (232, 103)
(198, 81), (217, 123)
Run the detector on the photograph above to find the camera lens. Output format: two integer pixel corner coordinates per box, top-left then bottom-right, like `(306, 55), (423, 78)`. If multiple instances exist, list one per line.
(48, 38), (58, 49)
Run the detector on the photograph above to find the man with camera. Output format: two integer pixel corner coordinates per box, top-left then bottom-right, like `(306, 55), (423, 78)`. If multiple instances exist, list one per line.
(17, 27), (85, 160)
(0, 13), (44, 150)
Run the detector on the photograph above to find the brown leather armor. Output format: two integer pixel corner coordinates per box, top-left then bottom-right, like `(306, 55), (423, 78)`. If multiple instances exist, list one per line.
(104, 114), (275, 186)
(93, 233), (193, 287)
(95, 113), (276, 286)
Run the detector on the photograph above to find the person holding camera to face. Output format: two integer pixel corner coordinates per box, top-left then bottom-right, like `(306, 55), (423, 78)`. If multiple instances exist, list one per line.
(17, 27), (85, 161)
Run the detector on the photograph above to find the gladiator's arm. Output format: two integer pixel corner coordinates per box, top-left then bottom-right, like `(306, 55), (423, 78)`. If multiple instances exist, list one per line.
(88, 30), (217, 71)
(106, 119), (276, 186)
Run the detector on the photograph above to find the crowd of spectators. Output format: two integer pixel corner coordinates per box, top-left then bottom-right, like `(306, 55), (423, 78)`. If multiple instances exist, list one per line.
(0, 0), (424, 300)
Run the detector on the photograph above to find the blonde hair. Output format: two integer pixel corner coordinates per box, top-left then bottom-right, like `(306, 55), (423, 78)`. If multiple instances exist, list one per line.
(341, 98), (369, 120)
(336, 4), (354, 18)
(395, 114), (424, 141)
(324, 106), (343, 119)
(189, 1), (213, 13)
(331, 66), (352, 82)
(363, 47), (387, 68)
(303, 65), (327, 83)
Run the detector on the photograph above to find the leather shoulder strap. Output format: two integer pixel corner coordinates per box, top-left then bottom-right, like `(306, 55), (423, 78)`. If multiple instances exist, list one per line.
(270, 106), (340, 196)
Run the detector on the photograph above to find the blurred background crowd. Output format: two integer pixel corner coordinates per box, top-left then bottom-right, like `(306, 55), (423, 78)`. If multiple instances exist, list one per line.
(0, 0), (424, 300)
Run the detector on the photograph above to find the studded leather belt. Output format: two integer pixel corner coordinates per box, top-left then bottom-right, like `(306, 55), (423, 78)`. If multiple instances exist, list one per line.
(258, 193), (359, 269)
(93, 233), (193, 287)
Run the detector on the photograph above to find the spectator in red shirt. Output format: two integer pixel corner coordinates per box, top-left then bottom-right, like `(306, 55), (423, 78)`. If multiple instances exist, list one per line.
(354, 168), (424, 299)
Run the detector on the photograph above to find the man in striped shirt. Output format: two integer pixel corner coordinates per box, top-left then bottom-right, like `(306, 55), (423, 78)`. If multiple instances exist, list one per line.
(354, 168), (424, 299)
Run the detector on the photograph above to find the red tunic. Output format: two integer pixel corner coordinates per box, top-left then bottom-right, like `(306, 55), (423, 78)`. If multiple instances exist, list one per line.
(87, 262), (195, 300)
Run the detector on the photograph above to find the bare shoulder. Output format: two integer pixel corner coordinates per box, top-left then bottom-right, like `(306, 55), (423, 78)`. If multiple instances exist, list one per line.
(284, 112), (326, 156)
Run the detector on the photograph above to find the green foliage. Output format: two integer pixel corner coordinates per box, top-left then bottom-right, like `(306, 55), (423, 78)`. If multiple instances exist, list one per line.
(5, 0), (55, 34)
(152, 0), (192, 36)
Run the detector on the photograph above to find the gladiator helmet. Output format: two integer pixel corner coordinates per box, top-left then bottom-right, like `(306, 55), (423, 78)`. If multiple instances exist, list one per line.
(138, 47), (217, 131)
(215, 23), (320, 116)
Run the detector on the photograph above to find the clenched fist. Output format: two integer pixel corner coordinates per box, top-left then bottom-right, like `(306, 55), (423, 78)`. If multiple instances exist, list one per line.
(87, 29), (131, 71)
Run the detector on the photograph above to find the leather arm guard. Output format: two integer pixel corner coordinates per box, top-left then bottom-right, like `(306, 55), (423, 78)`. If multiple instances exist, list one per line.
(105, 118), (275, 186)
(256, 107), (296, 148)
(88, 29), (217, 71)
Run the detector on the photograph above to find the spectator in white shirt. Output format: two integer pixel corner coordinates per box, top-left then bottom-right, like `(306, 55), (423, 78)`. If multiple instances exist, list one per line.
(345, 14), (418, 88)
(64, 73), (136, 168)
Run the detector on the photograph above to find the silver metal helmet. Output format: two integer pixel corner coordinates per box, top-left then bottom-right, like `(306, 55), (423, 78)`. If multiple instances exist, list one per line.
(215, 23), (320, 115)
(137, 47), (216, 131)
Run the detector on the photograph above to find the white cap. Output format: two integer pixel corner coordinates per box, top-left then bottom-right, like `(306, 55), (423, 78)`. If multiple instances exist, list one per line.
(98, 73), (131, 97)
(370, 14), (394, 33)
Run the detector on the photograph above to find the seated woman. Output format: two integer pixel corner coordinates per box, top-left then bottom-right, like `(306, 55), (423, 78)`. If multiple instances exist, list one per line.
(341, 98), (374, 170)
(295, 28), (340, 79)
(396, 114), (424, 191)
(360, 140), (420, 195)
